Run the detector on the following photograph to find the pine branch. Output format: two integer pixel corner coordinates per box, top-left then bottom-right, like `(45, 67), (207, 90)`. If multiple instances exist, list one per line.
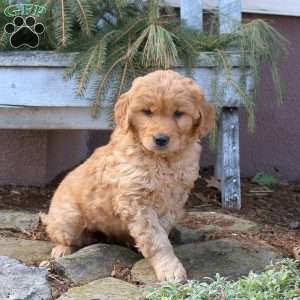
(50, 0), (288, 134)
(73, 0), (95, 36)
(0, 32), (8, 49)
(75, 48), (97, 96)
(117, 41), (132, 97)
(92, 54), (128, 116)
(118, 61), (129, 97)
(74, 39), (107, 96)
(95, 42), (107, 72)
(54, 0), (72, 48)
(60, 0), (67, 47)
(142, 24), (178, 68)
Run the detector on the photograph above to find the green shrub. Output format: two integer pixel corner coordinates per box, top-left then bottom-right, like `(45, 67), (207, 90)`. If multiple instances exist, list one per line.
(146, 259), (300, 300)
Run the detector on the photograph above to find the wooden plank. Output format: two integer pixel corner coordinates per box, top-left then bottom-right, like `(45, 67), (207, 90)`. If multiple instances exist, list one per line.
(0, 66), (92, 107)
(0, 51), (251, 108)
(0, 51), (76, 67)
(219, 0), (241, 33)
(217, 0), (242, 209)
(214, 70), (244, 107)
(163, 0), (300, 17)
(175, 51), (246, 68)
(0, 107), (111, 130)
(0, 51), (247, 68)
(243, 0), (300, 17)
(219, 108), (241, 209)
(180, 0), (203, 30)
(214, 126), (223, 179)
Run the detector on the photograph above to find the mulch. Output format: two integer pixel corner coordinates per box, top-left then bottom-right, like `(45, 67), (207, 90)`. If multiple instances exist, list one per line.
(188, 170), (300, 257)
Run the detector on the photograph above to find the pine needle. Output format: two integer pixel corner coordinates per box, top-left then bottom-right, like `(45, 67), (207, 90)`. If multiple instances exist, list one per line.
(54, 0), (73, 48)
(142, 24), (178, 68)
(72, 0), (95, 36)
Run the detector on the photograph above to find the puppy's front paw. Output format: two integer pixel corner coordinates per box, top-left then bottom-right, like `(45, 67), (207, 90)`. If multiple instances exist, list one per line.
(152, 255), (187, 282)
(51, 245), (74, 258)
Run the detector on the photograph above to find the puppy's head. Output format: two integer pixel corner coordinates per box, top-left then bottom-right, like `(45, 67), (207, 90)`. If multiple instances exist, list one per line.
(114, 70), (215, 155)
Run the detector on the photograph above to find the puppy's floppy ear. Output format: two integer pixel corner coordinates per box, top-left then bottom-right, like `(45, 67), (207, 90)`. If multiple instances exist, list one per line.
(197, 98), (216, 138)
(114, 92), (130, 132)
(185, 78), (215, 138)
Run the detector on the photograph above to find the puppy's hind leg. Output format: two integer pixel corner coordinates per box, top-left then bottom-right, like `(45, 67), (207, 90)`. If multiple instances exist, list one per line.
(51, 244), (74, 258)
(43, 200), (89, 258)
(51, 230), (97, 258)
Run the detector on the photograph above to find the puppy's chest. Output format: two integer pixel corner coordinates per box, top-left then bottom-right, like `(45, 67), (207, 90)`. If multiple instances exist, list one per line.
(153, 157), (199, 186)
(150, 164), (192, 189)
(141, 159), (199, 209)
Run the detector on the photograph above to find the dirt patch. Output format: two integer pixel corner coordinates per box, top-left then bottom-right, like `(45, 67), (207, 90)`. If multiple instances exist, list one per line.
(44, 261), (73, 299)
(22, 219), (49, 242)
(111, 261), (133, 283)
(181, 214), (235, 229)
(0, 186), (53, 213)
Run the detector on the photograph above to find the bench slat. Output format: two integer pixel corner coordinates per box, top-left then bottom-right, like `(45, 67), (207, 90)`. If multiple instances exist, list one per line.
(180, 0), (203, 30)
(0, 52), (250, 108)
(0, 107), (110, 130)
(219, 0), (242, 33)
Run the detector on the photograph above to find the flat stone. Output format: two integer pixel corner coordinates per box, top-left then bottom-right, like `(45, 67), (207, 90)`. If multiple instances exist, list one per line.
(0, 256), (51, 300)
(0, 209), (39, 232)
(54, 243), (141, 285)
(0, 238), (52, 265)
(131, 239), (282, 284)
(58, 277), (141, 300)
(172, 211), (260, 244)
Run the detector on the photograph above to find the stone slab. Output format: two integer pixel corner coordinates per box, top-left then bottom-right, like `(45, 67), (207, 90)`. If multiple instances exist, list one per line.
(131, 239), (282, 284)
(0, 238), (52, 265)
(0, 256), (51, 300)
(54, 243), (141, 285)
(58, 277), (141, 300)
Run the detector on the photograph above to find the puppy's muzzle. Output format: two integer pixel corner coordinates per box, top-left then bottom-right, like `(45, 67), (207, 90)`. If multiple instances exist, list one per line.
(154, 133), (170, 147)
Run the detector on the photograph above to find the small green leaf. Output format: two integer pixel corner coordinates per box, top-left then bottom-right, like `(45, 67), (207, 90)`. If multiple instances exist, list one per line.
(252, 172), (279, 186)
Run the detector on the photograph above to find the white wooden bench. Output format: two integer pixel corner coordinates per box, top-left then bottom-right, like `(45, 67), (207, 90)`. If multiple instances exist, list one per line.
(0, 0), (247, 209)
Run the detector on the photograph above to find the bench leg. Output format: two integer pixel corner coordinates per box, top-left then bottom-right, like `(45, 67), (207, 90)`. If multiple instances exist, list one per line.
(215, 108), (241, 209)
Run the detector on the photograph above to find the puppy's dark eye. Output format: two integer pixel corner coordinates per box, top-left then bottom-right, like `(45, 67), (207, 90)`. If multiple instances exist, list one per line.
(143, 109), (152, 116)
(174, 111), (184, 119)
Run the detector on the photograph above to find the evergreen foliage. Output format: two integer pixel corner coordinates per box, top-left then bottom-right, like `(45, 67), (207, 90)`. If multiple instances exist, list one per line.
(0, 1), (10, 48)
(0, 0), (288, 132)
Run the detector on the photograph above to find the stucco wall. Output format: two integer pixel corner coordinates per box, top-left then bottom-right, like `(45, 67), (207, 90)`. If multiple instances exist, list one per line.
(239, 14), (300, 181)
(0, 130), (48, 186)
(0, 130), (89, 186)
(46, 130), (89, 182)
(0, 14), (299, 185)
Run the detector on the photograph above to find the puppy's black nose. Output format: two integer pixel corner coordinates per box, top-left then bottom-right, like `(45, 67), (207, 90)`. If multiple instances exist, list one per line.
(154, 133), (170, 147)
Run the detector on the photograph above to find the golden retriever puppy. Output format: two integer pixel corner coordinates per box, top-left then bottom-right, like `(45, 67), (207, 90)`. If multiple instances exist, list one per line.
(43, 70), (215, 281)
